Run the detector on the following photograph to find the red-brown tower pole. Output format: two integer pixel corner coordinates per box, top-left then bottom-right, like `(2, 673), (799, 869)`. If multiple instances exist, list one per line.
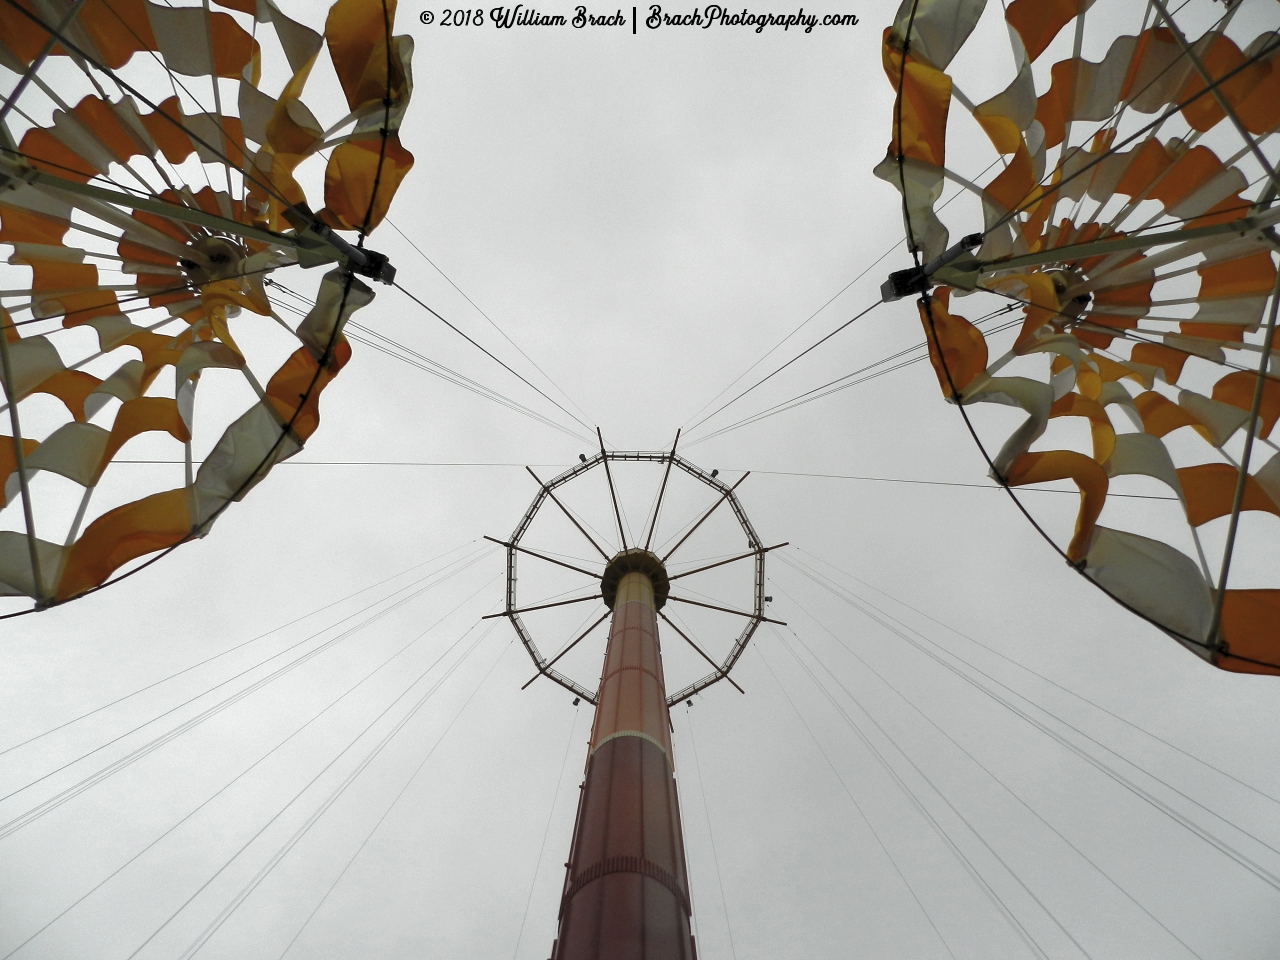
(551, 549), (697, 960)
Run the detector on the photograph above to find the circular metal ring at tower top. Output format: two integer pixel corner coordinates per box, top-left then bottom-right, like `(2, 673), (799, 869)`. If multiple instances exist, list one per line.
(494, 445), (777, 705)
(600, 549), (670, 610)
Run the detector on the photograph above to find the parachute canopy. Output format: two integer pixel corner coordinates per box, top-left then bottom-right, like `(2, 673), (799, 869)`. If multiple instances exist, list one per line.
(0, 0), (414, 607)
(879, 0), (1280, 674)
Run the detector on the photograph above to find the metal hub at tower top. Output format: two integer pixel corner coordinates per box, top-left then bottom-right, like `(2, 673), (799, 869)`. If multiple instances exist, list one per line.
(488, 435), (786, 706)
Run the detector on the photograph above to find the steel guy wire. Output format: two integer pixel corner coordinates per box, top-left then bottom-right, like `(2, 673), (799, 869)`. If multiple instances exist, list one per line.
(771, 580), (1204, 960)
(392, 280), (596, 440)
(783, 551), (1280, 846)
(0, 548), (498, 837)
(753, 640), (959, 960)
(794, 546), (1280, 808)
(277, 631), (523, 960)
(385, 217), (599, 429)
(681, 153), (1007, 431)
(756, 635), (1052, 960)
(184, 632), (514, 960)
(686, 310), (1023, 446)
(344, 329), (587, 440)
(267, 287), (583, 440)
(509, 701), (583, 960)
(125, 624), (501, 960)
(774, 624), (1100, 959)
(779, 553), (1280, 890)
(0, 540), (484, 759)
(683, 297), (885, 439)
(685, 705), (738, 960)
(0, 572), (501, 960)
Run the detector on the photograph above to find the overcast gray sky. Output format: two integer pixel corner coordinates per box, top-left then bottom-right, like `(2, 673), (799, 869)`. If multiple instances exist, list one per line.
(3, 1), (1280, 958)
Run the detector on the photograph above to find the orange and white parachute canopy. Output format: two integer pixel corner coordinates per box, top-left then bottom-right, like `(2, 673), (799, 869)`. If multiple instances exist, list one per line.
(877, 0), (1280, 674)
(0, 0), (413, 609)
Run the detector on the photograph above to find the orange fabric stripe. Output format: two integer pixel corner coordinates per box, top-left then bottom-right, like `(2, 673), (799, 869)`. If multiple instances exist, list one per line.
(1005, 450), (1108, 561)
(1218, 590), (1280, 675)
(1177, 463), (1280, 526)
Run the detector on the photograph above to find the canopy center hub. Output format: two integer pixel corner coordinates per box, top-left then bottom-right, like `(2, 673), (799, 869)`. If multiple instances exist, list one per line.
(601, 548), (669, 610)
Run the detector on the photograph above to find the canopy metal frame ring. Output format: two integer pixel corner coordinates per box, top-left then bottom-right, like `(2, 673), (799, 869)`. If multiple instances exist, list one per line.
(488, 437), (786, 705)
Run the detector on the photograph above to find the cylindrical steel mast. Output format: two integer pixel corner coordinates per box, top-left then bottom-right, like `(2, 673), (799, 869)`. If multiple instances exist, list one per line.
(551, 549), (696, 960)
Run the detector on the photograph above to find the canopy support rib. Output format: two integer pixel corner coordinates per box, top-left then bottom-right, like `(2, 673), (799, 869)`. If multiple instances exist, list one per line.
(1208, 268), (1280, 651)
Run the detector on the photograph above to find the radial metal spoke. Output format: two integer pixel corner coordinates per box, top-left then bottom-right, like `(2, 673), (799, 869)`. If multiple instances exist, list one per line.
(484, 594), (603, 619)
(0, 0), (89, 126)
(527, 466), (610, 560)
(667, 594), (785, 625)
(522, 610), (611, 689)
(598, 427), (628, 550)
(484, 536), (601, 579)
(657, 610), (744, 694)
(668, 543), (788, 582)
(662, 473), (750, 563)
(643, 429), (680, 551)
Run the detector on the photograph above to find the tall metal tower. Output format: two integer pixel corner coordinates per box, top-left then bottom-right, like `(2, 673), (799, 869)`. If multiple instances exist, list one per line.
(491, 437), (783, 959)
(554, 548), (693, 958)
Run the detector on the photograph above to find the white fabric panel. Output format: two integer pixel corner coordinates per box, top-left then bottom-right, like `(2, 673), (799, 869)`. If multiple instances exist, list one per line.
(1127, 32), (1194, 114)
(968, 376), (1054, 475)
(1098, 382), (1144, 430)
(0, 182), (73, 223)
(49, 109), (117, 175)
(873, 153), (948, 262)
(147, 3), (216, 77)
(1057, 146), (1095, 203)
(7, 244), (87, 266)
(175, 341), (245, 384)
(185, 113), (234, 165)
(83, 315), (145, 354)
(176, 378), (195, 433)
(1168, 165), (1248, 221)
(0, 336), (63, 401)
(0, 532), (63, 599)
(261, 0), (323, 72)
(1084, 526), (1213, 647)
(25, 423), (110, 487)
(1163, 334), (1225, 363)
(1254, 451), (1280, 508)
(1178, 389), (1252, 446)
(85, 360), (144, 420)
(1071, 35), (1136, 122)
(194, 401), (300, 512)
(891, 0), (987, 71)
(284, 99), (324, 141)
(1103, 433), (1184, 496)
(1191, 295), (1268, 327)
(1086, 144), (1140, 202)
(296, 269), (375, 358)
(975, 36), (1035, 136)
(238, 82), (277, 146)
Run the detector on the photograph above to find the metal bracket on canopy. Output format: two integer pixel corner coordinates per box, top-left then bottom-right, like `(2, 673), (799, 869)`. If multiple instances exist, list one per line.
(881, 232), (983, 301)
